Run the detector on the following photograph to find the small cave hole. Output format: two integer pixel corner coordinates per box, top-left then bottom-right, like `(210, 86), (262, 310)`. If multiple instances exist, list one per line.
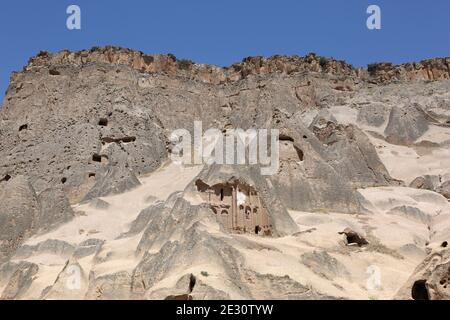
(49, 68), (60, 75)
(121, 136), (136, 143)
(255, 225), (261, 235)
(411, 280), (430, 300)
(1, 174), (11, 182)
(19, 124), (28, 131)
(98, 118), (108, 126)
(220, 188), (224, 201)
(294, 146), (304, 161)
(441, 241), (448, 248)
(88, 173), (96, 178)
(188, 274), (196, 293)
(92, 154), (102, 163)
(61, 177), (67, 184)
(279, 134), (294, 142)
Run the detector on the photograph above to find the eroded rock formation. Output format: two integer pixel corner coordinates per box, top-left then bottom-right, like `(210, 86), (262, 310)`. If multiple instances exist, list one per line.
(0, 47), (449, 300)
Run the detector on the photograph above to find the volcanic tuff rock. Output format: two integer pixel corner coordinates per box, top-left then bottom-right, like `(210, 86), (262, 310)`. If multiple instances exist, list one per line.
(1, 46), (450, 300)
(395, 245), (450, 300)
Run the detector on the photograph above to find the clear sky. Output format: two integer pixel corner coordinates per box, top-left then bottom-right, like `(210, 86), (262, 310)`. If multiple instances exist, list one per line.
(0, 0), (449, 102)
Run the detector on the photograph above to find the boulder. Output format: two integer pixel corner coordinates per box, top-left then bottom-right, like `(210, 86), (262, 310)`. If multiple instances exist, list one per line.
(395, 247), (450, 300)
(0, 176), (40, 262)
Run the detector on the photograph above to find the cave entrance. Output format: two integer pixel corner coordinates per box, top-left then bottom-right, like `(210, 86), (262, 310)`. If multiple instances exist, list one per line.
(1, 174), (11, 182)
(411, 280), (429, 300)
(98, 118), (108, 126)
(294, 146), (304, 161)
(92, 154), (102, 163)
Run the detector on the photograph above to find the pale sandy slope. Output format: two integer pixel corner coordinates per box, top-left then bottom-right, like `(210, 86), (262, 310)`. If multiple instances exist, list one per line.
(7, 119), (450, 299)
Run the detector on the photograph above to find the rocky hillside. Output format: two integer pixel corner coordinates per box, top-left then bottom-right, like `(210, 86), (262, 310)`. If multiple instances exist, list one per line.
(0, 47), (449, 300)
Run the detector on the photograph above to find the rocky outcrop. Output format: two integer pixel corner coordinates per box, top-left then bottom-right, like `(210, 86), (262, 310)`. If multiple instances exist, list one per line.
(82, 164), (141, 202)
(395, 246), (450, 300)
(309, 118), (392, 187)
(1, 47), (449, 300)
(36, 187), (75, 232)
(14, 239), (75, 260)
(19, 47), (450, 85)
(0, 176), (40, 263)
(409, 175), (450, 200)
(301, 251), (350, 280)
(0, 261), (39, 300)
(367, 58), (450, 83)
(410, 175), (442, 191)
(0, 176), (74, 263)
(384, 106), (430, 145)
(438, 181), (450, 199)
(21, 48), (358, 86)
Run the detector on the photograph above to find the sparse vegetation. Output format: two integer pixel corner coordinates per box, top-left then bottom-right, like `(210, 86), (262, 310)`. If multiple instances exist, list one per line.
(200, 271), (209, 277)
(178, 59), (194, 70)
(367, 63), (379, 75)
(318, 56), (328, 69)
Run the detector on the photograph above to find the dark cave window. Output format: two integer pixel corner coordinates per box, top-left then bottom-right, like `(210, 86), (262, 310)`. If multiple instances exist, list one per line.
(121, 136), (136, 143)
(294, 146), (304, 161)
(98, 118), (108, 126)
(92, 154), (102, 162)
(279, 135), (294, 142)
(1, 174), (11, 182)
(61, 177), (67, 184)
(19, 124), (28, 131)
(88, 173), (96, 178)
(411, 280), (429, 300)
(220, 188), (224, 201)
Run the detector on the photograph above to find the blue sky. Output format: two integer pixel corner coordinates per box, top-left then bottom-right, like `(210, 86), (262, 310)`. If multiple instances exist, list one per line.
(0, 0), (449, 102)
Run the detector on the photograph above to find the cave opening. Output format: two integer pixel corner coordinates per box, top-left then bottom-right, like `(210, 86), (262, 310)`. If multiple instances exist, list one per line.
(92, 154), (102, 162)
(19, 124), (28, 131)
(411, 280), (430, 300)
(189, 274), (196, 293)
(1, 174), (11, 182)
(279, 134), (294, 142)
(98, 118), (108, 126)
(294, 146), (304, 161)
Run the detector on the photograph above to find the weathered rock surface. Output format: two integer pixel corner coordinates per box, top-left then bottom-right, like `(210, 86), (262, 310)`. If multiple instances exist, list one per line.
(0, 261), (39, 300)
(384, 106), (430, 145)
(410, 175), (450, 199)
(0, 176), (40, 263)
(82, 164), (141, 202)
(395, 246), (450, 300)
(36, 187), (75, 232)
(0, 47), (449, 300)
